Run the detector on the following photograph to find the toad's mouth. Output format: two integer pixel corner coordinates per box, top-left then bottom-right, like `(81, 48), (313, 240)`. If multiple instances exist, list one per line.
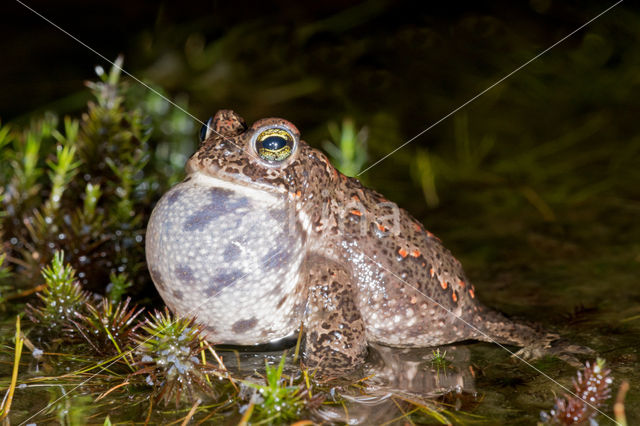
(189, 170), (287, 203)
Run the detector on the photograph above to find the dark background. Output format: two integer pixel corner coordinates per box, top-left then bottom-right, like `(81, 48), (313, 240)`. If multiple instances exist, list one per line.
(2, 1), (635, 120)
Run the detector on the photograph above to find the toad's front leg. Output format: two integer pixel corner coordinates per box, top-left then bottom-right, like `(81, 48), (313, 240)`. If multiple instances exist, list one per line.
(302, 255), (367, 377)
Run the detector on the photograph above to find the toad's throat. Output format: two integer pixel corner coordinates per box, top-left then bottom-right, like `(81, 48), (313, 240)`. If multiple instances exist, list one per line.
(145, 176), (306, 345)
(190, 170), (287, 203)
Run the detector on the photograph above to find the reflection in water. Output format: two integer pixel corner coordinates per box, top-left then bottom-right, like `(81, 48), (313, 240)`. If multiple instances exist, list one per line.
(315, 344), (478, 424)
(367, 343), (475, 395)
(221, 343), (479, 424)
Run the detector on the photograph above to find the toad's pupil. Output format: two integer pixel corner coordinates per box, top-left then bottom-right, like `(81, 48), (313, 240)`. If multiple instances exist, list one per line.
(261, 136), (287, 151)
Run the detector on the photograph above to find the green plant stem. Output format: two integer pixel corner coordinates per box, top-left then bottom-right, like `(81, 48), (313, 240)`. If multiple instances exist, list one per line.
(0, 316), (24, 420)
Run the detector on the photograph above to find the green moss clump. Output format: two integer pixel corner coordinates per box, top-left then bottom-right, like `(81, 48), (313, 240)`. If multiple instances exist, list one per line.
(74, 296), (143, 355)
(25, 250), (89, 332)
(242, 355), (310, 424)
(131, 308), (219, 406)
(0, 57), (174, 298)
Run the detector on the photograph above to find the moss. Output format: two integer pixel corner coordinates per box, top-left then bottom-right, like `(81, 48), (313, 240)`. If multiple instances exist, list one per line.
(242, 354), (316, 424)
(25, 250), (89, 334)
(0, 57), (164, 297)
(131, 308), (219, 407)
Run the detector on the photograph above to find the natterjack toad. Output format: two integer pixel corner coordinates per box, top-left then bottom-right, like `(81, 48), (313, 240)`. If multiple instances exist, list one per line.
(146, 110), (565, 374)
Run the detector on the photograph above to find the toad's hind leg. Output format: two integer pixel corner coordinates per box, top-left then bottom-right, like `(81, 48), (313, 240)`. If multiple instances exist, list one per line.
(472, 306), (593, 365)
(302, 256), (367, 377)
(471, 306), (551, 347)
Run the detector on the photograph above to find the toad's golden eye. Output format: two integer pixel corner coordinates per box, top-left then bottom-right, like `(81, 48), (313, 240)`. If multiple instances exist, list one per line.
(254, 128), (294, 162)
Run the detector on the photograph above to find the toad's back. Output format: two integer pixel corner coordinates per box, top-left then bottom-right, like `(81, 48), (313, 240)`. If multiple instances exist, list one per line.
(306, 174), (513, 347)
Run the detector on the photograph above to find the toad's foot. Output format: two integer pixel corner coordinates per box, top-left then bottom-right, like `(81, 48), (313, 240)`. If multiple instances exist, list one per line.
(474, 307), (594, 367)
(513, 338), (595, 367)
